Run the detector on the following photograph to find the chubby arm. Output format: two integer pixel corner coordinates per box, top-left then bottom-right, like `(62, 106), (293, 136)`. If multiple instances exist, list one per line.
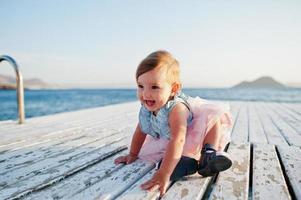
(141, 103), (189, 196)
(157, 103), (189, 176)
(114, 124), (146, 164)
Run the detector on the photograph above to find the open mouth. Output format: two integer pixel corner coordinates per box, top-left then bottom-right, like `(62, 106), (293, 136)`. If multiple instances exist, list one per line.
(145, 100), (155, 107)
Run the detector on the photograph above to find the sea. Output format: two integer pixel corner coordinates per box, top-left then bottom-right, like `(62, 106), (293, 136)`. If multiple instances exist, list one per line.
(1, 88), (301, 121)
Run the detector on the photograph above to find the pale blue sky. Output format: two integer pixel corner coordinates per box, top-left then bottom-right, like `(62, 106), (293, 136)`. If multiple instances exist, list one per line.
(0, 0), (300, 88)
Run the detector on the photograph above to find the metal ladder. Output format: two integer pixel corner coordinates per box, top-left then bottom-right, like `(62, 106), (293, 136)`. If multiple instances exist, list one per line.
(0, 55), (25, 124)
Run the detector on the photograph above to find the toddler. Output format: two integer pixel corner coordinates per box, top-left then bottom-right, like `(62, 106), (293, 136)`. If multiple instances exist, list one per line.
(114, 50), (232, 196)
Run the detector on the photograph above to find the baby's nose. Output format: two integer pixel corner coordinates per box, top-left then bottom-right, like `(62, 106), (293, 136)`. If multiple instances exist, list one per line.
(143, 89), (152, 98)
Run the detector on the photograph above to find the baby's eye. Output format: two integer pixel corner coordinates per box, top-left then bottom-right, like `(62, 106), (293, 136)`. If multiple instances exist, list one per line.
(138, 84), (143, 88)
(151, 86), (160, 89)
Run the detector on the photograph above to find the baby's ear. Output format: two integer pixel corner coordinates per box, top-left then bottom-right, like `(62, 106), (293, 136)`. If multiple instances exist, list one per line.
(171, 83), (181, 95)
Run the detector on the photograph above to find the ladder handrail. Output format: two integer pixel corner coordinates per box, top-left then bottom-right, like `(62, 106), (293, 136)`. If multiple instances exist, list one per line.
(0, 55), (25, 124)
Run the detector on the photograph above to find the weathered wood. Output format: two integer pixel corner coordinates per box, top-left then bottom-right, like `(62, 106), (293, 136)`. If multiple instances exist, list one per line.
(23, 152), (127, 200)
(0, 102), (139, 144)
(1, 101), (301, 199)
(281, 103), (301, 116)
(277, 145), (301, 199)
(0, 112), (137, 154)
(248, 103), (268, 144)
(210, 142), (250, 200)
(254, 103), (288, 146)
(269, 102), (301, 135)
(252, 143), (291, 200)
(116, 168), (162, 200)
(0, 137), (127, 199)
(0, 111), (136, 151)
(0, 132), (125, 185)
(231, 103), (248, 143)
(71, 160), (155, 200)
(0, 112), (134, 148)
(229, 101), (241, 133)
(279, 103), (301, 122)
(263, 103), (301, 147)
(0, 128), (126, 174)
(160, 175), (211, 200)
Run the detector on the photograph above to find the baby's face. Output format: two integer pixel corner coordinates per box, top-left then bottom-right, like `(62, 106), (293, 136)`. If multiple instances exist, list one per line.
(137, 67), (174, 114)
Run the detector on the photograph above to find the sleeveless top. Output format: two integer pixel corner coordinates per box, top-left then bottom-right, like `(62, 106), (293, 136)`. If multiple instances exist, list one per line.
(139, 92), (193, 139)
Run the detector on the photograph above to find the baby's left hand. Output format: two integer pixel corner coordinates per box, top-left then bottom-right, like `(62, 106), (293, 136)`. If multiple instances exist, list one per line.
(141, 171), (170, 197)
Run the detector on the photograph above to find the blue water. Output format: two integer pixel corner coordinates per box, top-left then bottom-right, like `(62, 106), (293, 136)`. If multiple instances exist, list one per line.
(1, 88), (301, 121)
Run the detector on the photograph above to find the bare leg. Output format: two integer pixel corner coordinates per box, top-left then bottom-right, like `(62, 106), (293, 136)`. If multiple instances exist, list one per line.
(198, 120), (232, 177)
(203, 120), (221, 149)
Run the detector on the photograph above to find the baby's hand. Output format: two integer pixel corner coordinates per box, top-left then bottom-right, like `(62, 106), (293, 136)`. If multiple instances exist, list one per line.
(114, 154), (138, 165)
(141, 171), (170, 197)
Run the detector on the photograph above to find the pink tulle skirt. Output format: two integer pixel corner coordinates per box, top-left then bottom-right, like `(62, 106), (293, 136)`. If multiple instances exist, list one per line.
(138, 97), (232, 163)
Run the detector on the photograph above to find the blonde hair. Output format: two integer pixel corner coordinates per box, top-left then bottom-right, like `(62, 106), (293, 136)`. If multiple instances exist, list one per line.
(136, 50), (181, 86)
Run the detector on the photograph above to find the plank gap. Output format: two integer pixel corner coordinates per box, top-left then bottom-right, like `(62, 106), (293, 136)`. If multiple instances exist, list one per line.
(263, 105), (292, 146)
(200, 174), (218, 200)
(275, 146), (296, 200)
(248, 143), (254, 200)
(203, 142), (231, 199)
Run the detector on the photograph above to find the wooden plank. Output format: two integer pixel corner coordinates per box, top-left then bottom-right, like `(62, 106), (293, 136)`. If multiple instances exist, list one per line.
(210, 142), (250, 200)
(1, 101), (300, 199)
(0, 132), (125, 186)
(23, 153), (147, 200)
(252, 143), (291, 200)
(0, 136), (127, 199)
(71, 160), (155, 200)
(229, 101), (241, 133)
(0, 120), (15, 129)
(262, 103), (301, 147)
(0, 121), (112, 152)
(116, 169), (163, 200)
(229, 101), (241, 116)
(281, 103), (301, 116)
(160, 175), (211, 200)
(255, 103), (288, 146)
(269, 103), (301, 134)
(0, 117), (101, 146)
(248, 103), (268, 144)
(0, 128), (123, 174)
(231, 103), (248, 143)
(0, 102), (139, 143)
(0, 111), (135, 148)
(0, 111), (97, 137)
(279, 103), (301, 121)
(277, 145), (301, 199)
(0, 110), (137, 152)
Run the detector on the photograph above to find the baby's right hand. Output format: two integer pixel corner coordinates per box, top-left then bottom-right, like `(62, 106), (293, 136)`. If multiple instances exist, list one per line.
(114, 154), (138, 165)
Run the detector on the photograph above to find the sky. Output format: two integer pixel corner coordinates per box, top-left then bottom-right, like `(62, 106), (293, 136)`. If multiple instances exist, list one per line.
(0, 0), (300, 88)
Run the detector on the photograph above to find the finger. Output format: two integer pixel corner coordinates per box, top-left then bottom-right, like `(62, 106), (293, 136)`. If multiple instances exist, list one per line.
(148, 184), (159, 192)
(127, 159), (136, 164)
(141, 181), (151, 190)
(115, 157), (126, 164)
(114, 157), (121, 164)
(159, 184), (168, 197)
(141, 179), (156, 190)
(142, 181), (158, 192)
(114, 158), (120, 164)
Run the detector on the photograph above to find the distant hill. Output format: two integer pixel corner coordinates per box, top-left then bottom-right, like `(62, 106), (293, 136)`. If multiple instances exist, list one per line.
(0, 74), (51, 90)
(233, 76), (287, 88)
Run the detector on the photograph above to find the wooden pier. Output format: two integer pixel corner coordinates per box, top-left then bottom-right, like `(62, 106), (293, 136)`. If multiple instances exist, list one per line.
(0, 101), (300, 200)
